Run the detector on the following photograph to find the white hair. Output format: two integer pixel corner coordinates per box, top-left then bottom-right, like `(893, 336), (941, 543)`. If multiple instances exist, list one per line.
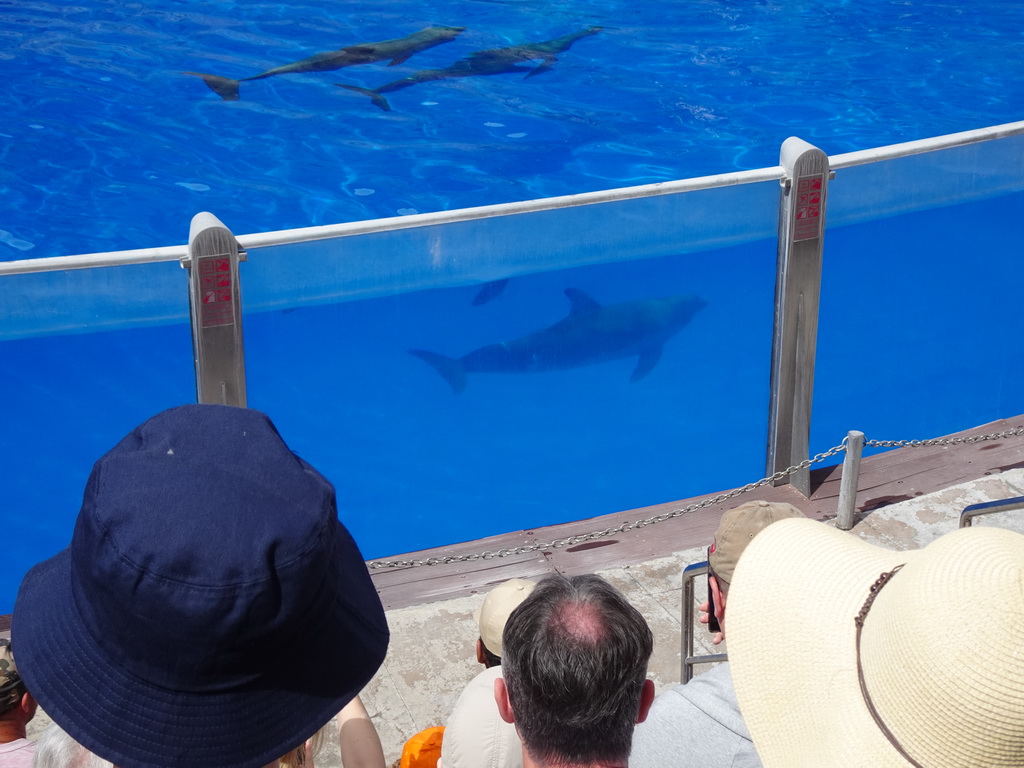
(33, 724), (114, 768)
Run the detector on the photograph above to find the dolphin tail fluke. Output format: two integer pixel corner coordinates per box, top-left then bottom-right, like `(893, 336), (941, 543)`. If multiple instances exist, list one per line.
(337, 84), (392, 112)
(183, 72), (241, 101)
(409, 349), (468, 394)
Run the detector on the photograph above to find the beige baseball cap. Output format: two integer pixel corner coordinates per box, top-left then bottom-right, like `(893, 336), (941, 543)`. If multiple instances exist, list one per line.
(708, 500), (806, 587)
(473, 578), (536, 658)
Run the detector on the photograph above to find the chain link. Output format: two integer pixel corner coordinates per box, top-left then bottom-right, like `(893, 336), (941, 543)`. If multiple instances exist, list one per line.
(366, 440), (851, 570)
(865, 426), (1024, 449)
(366, 425), (1024, 570)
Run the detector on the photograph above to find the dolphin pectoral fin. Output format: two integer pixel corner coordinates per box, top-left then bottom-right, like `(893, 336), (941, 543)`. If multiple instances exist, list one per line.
(471, 279), (510, 306)
(631, 346), (664, 383)
(183, 72), (241, 101)
(564, 288), (602, 317)
(337, 84), (392, 112)
(524, 59), (555, 79)
(387, 54), (413, 66)
(409, 349), (468, 394)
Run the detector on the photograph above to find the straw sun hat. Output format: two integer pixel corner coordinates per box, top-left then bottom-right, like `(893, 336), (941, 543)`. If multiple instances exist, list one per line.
(728, 518), (1024, 768)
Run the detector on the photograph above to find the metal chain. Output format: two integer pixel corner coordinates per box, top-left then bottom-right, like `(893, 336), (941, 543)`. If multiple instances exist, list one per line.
(865, 426), (1024, 449)
(366, 440), (850, 570)
(366, 424), (1024, 570)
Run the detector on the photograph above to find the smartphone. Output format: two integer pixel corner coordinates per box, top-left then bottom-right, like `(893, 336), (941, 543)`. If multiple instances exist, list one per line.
(706, 571), (721, 633)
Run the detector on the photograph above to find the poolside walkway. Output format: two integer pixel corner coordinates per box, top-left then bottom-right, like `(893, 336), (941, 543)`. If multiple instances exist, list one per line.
(18, 417), (1024, 766)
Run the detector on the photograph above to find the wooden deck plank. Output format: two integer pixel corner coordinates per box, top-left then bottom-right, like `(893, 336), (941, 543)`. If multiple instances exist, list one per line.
(371, 416), (1024, 609)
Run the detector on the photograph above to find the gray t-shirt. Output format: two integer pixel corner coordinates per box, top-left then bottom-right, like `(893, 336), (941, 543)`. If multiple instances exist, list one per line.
(630, 663), (761, 768)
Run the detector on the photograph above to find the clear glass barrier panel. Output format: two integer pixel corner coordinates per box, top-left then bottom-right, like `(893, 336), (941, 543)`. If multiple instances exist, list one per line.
(0, 262), (194, 612)
(242, 182), (779, 559)
(813, 137), (1024, 453)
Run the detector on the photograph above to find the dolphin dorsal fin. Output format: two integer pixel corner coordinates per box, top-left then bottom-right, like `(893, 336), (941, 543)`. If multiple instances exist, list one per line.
(564, 288), (602, 316)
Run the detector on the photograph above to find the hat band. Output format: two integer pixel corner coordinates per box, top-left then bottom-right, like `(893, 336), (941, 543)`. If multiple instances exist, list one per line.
(854, 565), (924, 768)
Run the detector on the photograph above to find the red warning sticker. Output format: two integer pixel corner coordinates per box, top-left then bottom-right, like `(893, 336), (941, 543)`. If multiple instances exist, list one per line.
(793, 175), (824, 242)
(197, 257), (235, 327)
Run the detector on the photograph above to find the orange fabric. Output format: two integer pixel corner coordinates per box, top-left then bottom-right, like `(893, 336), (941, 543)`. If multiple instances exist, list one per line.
(399, 726), (445, 768)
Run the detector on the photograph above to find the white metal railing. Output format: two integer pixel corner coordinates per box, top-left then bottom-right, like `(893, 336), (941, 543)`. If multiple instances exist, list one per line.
(829, 120), (1024, 169)
(3, 118), (1022, 278)
(0, 166), (783, 276)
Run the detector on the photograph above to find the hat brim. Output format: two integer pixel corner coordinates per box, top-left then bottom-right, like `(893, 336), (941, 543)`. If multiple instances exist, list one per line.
(13, 520), (388, 768)
(727, 518), (917, 767)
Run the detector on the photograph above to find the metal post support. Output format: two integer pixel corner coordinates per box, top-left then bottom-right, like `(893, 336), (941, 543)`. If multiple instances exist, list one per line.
(960, 497), (1024, 528)
(766, 137), (830, 495)
(182, 212), (248, 406)
(681, 561), (727, 683)
(835, 430), (864, 530)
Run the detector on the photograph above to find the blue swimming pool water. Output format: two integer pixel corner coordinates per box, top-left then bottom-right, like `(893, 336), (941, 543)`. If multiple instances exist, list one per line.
(2, 1), (1023, 612)
(3, 185), (1022, 615)
(2, 0), (1022, 258)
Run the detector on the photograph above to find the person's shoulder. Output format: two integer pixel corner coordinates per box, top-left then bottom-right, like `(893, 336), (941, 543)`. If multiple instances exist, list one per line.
(473, 665), (505, 684)
(688, 662), (736, 690)
(0, 738), (37, 768)
(443, 665), (523, 768)
(632, 665), (758, 768)
(650, 662), (735, 704)
(447, 665), (504, 721)
(458, 663), (503, 695)
(673, 663), (741, 710)
(0, 738), (36, 753)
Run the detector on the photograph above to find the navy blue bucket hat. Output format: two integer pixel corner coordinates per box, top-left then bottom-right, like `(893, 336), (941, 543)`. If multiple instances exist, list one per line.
(13, 404), (389, 768)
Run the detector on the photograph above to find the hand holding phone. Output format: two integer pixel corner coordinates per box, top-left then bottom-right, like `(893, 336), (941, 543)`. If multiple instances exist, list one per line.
(706, 573), (721, 633)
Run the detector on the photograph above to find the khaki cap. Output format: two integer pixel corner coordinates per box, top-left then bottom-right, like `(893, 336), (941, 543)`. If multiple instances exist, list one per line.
(474, 578), (536, 658)
(708, 500), (805, 586)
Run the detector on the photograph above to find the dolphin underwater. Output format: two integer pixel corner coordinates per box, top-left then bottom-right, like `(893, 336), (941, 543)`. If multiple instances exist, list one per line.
(409, 288), (707, 394)
(338, 26), (602, 111)
(471, 278), (510, 306)
(185, 25), (466, 101)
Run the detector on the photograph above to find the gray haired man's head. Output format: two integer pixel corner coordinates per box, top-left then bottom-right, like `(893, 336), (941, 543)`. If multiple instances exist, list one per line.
(499, 574), (654, 766)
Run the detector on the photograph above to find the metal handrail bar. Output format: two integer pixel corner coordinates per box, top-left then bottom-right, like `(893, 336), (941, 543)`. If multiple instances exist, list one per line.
(959, 496), (1024, 528)
(682, 560), (727, 683)
(4, 119), (1021, 278)
(829, 120), (1024, 170)
(0, 244), (190, 276)
(0, 166), (783, 277)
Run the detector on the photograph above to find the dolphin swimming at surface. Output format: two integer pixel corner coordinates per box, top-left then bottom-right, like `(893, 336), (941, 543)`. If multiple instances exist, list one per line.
(338, 26), (602, 111)
(184, 25), (466, 101)
(409, 288), (706, 394)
